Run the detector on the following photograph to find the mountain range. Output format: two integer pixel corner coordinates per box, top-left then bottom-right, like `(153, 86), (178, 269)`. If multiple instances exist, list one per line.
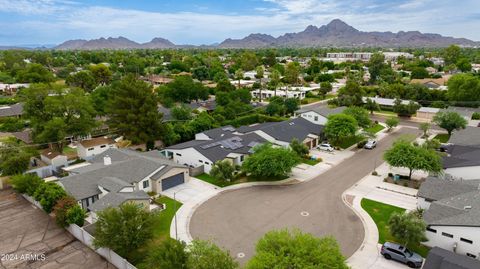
(54, 19), (479, 50)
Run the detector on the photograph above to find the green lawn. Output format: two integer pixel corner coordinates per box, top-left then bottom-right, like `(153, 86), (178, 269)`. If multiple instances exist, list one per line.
(433, 133), (450, 143)
(302, 158), (321, 166)
(195, 173), (236, 187)
(361, 198), (430, 257)
(196, 172), (288, 187)
(338, 135), (365, 149)
(365, 123), (385, 134)
(62, 146), (77, 154)
(374, 110), (398, 117)
(151, 196), (183, 242)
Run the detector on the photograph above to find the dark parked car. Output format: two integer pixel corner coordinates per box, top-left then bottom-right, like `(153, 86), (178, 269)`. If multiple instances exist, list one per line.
(381, 242), (423, 268)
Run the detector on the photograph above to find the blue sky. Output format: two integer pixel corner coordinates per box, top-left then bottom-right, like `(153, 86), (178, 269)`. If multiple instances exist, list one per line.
(0, 0), (479, 46)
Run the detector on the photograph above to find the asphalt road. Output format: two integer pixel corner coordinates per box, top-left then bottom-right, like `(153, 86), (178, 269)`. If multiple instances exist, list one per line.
(190, 127), (421, 262)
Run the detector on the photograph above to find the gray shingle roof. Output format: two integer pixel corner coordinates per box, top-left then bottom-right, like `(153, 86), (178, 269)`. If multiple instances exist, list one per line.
(423, 247), (480, 269)
(424, 191), (480, 227)
(88, 191), (150, 212)
(60, 148), (185, 200)
(448, 127), (480, 147)
(248, 117), (324, 143)
(418, 177), (480, 201)
(443, 145), (480, 169)
(296, 105), (346, 117)
(200, 125), (236, 139)
(0, 103), (23, 117)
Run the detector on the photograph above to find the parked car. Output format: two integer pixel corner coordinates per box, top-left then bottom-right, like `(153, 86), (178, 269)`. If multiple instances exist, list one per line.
(317, 143), (334, 152)
(364, 139), (377, 149)
(380, 242), (423, 268)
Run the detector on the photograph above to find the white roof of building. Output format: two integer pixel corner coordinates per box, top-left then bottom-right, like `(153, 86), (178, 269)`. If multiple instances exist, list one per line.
(418, 107), (440, 113)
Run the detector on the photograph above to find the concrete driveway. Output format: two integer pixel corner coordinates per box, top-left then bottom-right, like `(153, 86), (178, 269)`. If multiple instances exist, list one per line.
(190, 127), (420, 262)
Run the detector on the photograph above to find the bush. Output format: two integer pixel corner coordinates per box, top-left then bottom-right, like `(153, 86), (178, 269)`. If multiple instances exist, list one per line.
(472, 112), (480, 120)
(33, 182), (67, 213)
(66, 205), (86, 227)
(54, 196), (78, 227)
(9, 174), (43, 196)
(372, 171), (378, 176)
(357, 140), (367, 148)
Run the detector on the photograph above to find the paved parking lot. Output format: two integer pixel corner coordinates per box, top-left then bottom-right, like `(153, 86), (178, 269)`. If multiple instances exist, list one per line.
(0, 188), (112, 269)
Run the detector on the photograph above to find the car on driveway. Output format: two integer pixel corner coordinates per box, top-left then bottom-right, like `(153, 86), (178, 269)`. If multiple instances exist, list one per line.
(317, 143), (334, 152)
(381, 242), (423, 268)
(364, 139), (377, 149)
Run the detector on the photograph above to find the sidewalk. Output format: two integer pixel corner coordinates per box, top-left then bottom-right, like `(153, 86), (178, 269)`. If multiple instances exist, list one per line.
(345, 162), (419, 269)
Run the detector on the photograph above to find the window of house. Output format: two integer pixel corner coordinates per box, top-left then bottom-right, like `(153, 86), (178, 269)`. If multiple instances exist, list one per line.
(426, 227), (437, 233)
(314, 116), (318, 121)
(143, 180), (149, 189)
(199, 160), (203, 163)
(441, 232), (453, 238)
(176, 153), (182, 156)
(461, 238), (473, 244)
(466, 253), (476, 258)
(100, 145), (106, 148)
(240, 155), (244, 162)
(88, 148), (94, 151)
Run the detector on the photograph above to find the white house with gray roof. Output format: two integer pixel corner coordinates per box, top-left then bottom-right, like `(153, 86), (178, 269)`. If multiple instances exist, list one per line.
(418, 177), (480, 259)
(60, 148), (189, 213)
(295, 106), (346, 125)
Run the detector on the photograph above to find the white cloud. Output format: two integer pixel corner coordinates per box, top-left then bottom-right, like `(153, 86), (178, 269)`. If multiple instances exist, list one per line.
(0, 0), (77, 15)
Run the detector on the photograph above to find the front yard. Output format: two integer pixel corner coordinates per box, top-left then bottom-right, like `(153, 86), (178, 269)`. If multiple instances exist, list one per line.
(195, 173), (288, 188)
(365, 123), (385, 134)
(338, 135), (364, 149)
(433, 133), (450, 143)
(361, 198), (430, 257)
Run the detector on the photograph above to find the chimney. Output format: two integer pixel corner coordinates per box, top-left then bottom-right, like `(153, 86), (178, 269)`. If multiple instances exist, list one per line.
(103, 155), (112, 166)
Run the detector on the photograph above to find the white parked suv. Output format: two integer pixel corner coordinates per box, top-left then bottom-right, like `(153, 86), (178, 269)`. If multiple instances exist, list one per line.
(317, 143), (334, 152)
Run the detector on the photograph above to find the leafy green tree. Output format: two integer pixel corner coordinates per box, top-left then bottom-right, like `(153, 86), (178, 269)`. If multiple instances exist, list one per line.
(36, 117), (68, 152)
(53, 196), (78, 227)
(94, 203), (155, 261)
(0, 139), (31, 176)
(384, 140), (442, 179)
(268, 69), (281, 96)
(247, 229), (348, 269)
(255, 66), (265, 101)
(9, 174), (43, 196)
(33, 182), (67, 213)
(385, 117), (399, 132)
(187, 240), (238, 269)
(433, 111), (468, 136)
(215, 79), (235, 92)
(145, 239), (188, 269)
(393, 99), (420, 117)
(210, 160), (235, 182)
(107, 75), (163, 147)
(66, 70), (97, 92)
(239, 51), (259, 71)
(284, 98), (299, 115)
(344, 106), (371, 128)
(284, 62), (300, 85)
(171, 105), (193, 121)
(446, 73), (480, 105)
(444, 45), (461, 66)
(242, 143), (300, 178)
(160, 76), (209, 102)
(160, 123), (180, 146)
(410, 67), (429, 79)
(419, 122), (430, 138)
(338, 80), (365, 106)
(368, 53), (387, 84)
(388, 211), (427, 248)
(16, 63), (55, 83)
(456, 58), (472, 73)
(234, 69), (244, 88)
(364, 98), (380, 114)
(89, 64), (112, 85)
(324, 114), (358, 146)
(290, 138), (309, 158)
(319, 81), (332, 96)
(90, 86), (112, 115)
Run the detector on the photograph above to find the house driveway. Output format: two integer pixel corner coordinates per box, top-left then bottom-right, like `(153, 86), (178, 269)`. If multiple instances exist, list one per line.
(0, 188), (112, 269)
(189, 127), (420, 263)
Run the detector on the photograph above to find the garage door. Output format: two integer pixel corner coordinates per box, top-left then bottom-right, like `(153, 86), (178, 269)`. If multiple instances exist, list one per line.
(161, 173), (185, 191)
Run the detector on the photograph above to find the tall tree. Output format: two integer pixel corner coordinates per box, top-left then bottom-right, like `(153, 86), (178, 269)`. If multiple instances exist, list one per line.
(324, 114), (358, 146)
(255, 66), (265, 102)
(247, 229), (348, 269)
(89, 64), (112, 85)
(384, 140), (442, 179)
(107, 75), (163, 147)
(433, 111), (468, 136)
(268, 69), (281, 96)
(343, 106), (372, 128)
(284, 62), (300, 85)
(242, 143), (300, 178)
(66, 70), (97, 92)
(364, 98), (380, 114)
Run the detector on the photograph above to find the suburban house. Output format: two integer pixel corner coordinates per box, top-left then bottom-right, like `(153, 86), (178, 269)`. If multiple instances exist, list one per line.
(442, 144), (480, 180)
(410, 77), (449, 90)
(295, 106), (346, 125)
(40, 149), (68, 169)
(0, 103), (23, 118)
(416, 107), (441, 121)
(0, 83), (29, 95)
(77, 137), (117, 160)
(164, 131), (267, 173)
(418, 177), (480, 258)
(423, 247), (480, 269)
(164, 118), (324, 173)
(60, 148), (189, 213)
(362, 97), (417, 110)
